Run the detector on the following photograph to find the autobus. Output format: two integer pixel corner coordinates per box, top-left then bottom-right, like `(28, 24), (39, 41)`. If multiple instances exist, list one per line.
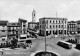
(18, 34), (27, 42)
(57, 40), (72, 49)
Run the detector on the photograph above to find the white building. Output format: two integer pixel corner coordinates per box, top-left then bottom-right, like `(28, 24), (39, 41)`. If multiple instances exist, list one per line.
(28, 22), (37, 30)
(18, 18), (27, 34)
(0, 21), (8, 37)
(39, 17), (68, 37)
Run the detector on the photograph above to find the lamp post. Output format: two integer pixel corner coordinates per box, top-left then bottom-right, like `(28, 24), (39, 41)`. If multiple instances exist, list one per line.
(62, 18), (64, 40)
(44, 19), (46, 55)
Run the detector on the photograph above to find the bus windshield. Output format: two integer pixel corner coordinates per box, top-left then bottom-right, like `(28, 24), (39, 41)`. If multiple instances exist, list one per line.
(20, 37), (26, 39)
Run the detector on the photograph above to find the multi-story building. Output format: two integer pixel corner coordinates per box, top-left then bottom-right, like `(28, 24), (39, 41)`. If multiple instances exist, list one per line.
(39, 17), (67, 36)
(67, 21), (77, 35)
(36, 22), (39, 30)
(76, 21), (80, 34)
(7, 22), (20, 40)
(0, 21), (8, 37)
(18, 18), (27, 34)
(28, 22), (37, 30)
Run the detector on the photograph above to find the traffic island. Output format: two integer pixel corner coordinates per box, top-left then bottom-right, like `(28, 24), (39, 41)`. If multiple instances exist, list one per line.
(30, 50), (60, 56)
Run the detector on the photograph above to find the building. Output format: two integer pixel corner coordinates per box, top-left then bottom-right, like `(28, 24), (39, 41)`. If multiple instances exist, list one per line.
(75, 34), (80, 44)
(76, 21), (80, 34)
(28, 22), (37, 30)
(35, 22), (39, 30)
(18, 18), (27, 34)
(67, 21), (77, 35)
(0, 21), (8, 37)
(39, 17), (67, 37)
(32, 9), (36, 22)
(7, 22), (20, 40)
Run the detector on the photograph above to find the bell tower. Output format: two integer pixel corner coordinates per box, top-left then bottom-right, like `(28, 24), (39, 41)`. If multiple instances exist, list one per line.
(32, 9), (36, 22)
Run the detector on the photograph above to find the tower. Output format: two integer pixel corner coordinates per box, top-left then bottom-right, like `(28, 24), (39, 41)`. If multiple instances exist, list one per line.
(32, 9), (36, 22)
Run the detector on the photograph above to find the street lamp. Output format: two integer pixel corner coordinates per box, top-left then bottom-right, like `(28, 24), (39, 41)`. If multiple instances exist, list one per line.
(45, 20), (46, 54)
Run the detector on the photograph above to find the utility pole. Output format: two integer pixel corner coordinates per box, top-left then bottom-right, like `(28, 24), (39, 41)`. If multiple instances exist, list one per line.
(45, 19), (46, 55)
(62, 18), (64, 39)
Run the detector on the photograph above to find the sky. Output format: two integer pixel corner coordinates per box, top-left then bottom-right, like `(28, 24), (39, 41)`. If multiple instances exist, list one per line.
(0, 0), (80, 22)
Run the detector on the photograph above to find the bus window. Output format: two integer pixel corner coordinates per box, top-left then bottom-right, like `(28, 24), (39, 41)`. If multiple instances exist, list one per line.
(20, 37), (26, 39)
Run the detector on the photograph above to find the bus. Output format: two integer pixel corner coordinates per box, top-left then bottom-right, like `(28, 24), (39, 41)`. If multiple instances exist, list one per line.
(57, 40), (72, 49)
(18, 34), (27, 42)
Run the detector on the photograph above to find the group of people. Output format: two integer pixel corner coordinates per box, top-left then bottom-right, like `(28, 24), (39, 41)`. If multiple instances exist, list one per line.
(10, 37), (32, 49)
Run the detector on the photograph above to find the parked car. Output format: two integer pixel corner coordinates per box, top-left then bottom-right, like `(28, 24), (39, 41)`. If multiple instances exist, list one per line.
(75, 44), (80, 50)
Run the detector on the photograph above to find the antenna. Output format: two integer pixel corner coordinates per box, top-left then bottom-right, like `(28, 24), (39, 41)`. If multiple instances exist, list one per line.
(56, 11), (57, 18)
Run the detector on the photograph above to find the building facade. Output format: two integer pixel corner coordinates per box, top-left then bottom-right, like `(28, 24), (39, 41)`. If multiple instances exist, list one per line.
(67, 21), (77, 35)
(39, 17), (67, 36)
(7, 22), (20, 40)
(0, 21), (8, 37)
(76, 21), (80, 34)
(18, 18), (27, 34)
(28, 22), (37, 30)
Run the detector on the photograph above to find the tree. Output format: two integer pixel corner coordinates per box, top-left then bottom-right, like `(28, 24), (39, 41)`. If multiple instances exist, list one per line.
(11, 37), (18, 49)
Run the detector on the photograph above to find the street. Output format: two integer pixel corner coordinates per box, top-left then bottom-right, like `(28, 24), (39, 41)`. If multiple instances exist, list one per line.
(0, 36), (80, 56)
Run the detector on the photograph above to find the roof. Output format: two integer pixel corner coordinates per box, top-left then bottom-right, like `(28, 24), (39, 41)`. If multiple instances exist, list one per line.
(18, 18), (27, 22)
(0, 21), (8, 26)
(76, 20), (80, 24)
(7, 22), (20, 26)
(59, 40), (72, 45)
(68, 21), (76, 23)
(28, 22), (37, 24)
(39, 17), (67, 20)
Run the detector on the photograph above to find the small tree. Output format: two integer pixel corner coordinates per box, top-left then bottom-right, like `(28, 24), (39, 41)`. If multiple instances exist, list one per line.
(11, 37), (18, 49)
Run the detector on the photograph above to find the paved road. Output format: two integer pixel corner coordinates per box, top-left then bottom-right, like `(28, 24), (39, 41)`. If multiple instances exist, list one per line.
(0, 36), (80, 56)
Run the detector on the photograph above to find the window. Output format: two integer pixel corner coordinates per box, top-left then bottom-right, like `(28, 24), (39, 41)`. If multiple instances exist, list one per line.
(2, 30), (5, 32)
(56, 25), (57, 28)
(53, 25), (54, 28)
(62, 25), (63, 28)
(11, 31), (13, 34)
(50, 20), (51, 23)
(14, 31), (16, 34)
(65, 21), (66, 24)
(56, 21), (57, 23)
(46, 20), (48, 24)
(59, 25), (60, 28)
(53, 20), (54, 23)
(23, 25), (26, 27)
(17, 27), (20, 29)
(2, 26), (5, 29)
(14, 27), (16, 29)
(50, 25), (51, 28)
(59, 21), (60, 23)
(11, 27), (13, 30)
(62, 21), (63, 23)
(20, 37), (26, 39)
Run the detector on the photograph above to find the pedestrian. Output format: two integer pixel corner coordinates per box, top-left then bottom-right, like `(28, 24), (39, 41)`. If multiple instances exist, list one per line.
(1, 49), (4, 55)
